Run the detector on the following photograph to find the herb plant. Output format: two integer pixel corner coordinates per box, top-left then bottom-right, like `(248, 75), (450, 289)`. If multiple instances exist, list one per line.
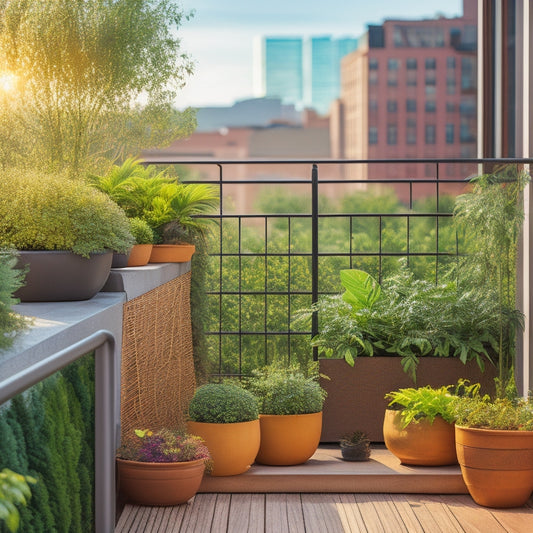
(128, 217), (154, 245)
(188, 383), (259, 423)
(0, 469), (35, 533)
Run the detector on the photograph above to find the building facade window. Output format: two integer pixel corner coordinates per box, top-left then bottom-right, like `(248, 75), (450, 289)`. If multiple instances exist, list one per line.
(369, 127), (378, 144)
(387, 124), (398, 145)
(406, 119), (416, 144)
(425, 72), (437, 85)
(369, 58), (379, 70)
(425, 124), (436, 144)
(445, 123), (454, 144)
(406, 58), (417, 69)
(461, 57), (476, 91)
(388, 58), (400, 70)
(446, 76), (456, 94)
(406, 70), (417, 86)
(446, 57), (456, 69)
(425, 57), (436, 69)
(369, 70), (378, 86)
(369, 99), (378, 111)
(406, 99), (417, 112)
(446, 102), (456, 112)
(425, 100), (436, 112)
(387, 100), (397, 112)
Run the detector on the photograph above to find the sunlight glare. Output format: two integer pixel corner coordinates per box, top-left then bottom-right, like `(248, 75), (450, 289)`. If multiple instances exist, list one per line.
(0, 72), (17, 93)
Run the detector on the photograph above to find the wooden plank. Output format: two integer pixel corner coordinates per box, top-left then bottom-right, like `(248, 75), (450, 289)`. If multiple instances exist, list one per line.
(211, 493), (231, 533)
(300, 493), (345, 533)
(265, 494), (289, 533)
(354, 494), (385, 533)
(115, 504), (142, 533)
(162, 505), (188, 533)
(249, 494), (266, 533)
(415, 495), (464, 533)
(443, 495), (507, 533)
(227, 494), (263, 532)
(335, 494), (368, 533)
(488, 505), (533, 533)
(286, 493), (306, 532)
(369, 494), (409, 533)
(388, 495), (424, 533)
(180, 493), (219, 532)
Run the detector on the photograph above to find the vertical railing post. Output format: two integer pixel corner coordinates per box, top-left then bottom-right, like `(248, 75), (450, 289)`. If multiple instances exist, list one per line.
(311, 164), (319, 361)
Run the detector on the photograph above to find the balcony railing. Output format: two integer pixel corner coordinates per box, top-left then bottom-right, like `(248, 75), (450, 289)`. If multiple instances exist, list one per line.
(144, 157), (532, 381)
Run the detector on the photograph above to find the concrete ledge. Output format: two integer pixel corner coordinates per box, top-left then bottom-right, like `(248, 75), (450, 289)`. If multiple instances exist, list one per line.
(102, 262), (191, 301)
(198, 445), (468, 494)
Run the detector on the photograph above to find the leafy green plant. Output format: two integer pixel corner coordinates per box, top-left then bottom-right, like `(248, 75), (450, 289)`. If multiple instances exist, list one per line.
(454, 166), (530, 397)
(0, 250), (28, 350)
(0, 469), (35, 533)
(90, 158), (219, 244)
(296, 266), (506, 380)
(129, 217), (154, 245)
(188, 384), (259, 423)
(385, 381), (481, 428)
(244, 364), (327, 415)
(0, 170), (134, 257)
(452, 395), (533, 431)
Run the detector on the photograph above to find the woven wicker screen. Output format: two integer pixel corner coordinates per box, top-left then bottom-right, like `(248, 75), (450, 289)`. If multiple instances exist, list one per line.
(120, 272), (196, 440)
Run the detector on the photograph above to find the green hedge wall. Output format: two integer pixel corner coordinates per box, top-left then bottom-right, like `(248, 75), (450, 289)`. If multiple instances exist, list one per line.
(0, 355), (95, 533)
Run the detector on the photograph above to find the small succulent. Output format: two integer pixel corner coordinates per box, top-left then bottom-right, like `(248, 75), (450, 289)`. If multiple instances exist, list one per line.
(340, 431), (370, 448)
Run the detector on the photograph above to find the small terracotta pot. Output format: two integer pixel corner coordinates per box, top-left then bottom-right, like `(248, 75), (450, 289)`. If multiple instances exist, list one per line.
(187, 420), (260, 476)
(255, 412), (322, 466)
(455, 425), (533, 508)
(149, 244), (195, 263)
(383, 409), (457, 466)
(126, 244), (153, 267)
(116, 458), (205, 506)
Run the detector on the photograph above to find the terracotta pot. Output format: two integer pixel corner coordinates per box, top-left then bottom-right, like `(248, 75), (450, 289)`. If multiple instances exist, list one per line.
(116, 458), (205, 506)
(455, 425), (533, 508)
(255, 412), (322, 466)
(383, 410), (457, 466)
(14, 250), (113, 302)
(187, 420), (260, 476)
(149, 244), (195, 263)
(126, 244), (153, 267)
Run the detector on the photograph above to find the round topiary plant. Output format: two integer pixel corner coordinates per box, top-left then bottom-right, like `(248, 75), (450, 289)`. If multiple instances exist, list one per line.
(188, 383), (259, 424)
(129, 217), (154, 245)
(0, 170), (134, 257)
(248, 366), (327, 415)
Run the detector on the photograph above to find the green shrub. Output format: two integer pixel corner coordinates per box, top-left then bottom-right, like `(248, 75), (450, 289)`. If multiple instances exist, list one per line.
(385, 381), (480, 428)
(245, 365), (326, 415)
(0, 250), (27, 350)
(188, 384), (259, 423)
(129, 217), (154, 245)
(0, 170), (134, 257)
(452, 395), (533, 431)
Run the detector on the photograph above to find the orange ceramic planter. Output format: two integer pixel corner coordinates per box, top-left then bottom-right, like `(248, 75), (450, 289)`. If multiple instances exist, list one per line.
(126, 244), (153, 266)
(455, 425), (533, 508)
(116, 458), (205, 506)
(187, 420), (260, 476)
(149, 244), (195, 263)
(383, 410), (457, 466)
(255, 412), (322, 465)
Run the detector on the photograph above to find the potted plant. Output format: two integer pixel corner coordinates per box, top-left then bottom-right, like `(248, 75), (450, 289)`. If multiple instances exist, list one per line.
(116, 428), (212, 506)
(294, 266), (499, 440)
(125, 217), (155, 267)
(339, 431), (371, 462)
(452, 395), (533, 508)
(383, 381), (479, 466)
(89, 158), (218, 263)
(245, 364), (327, 465)
(0, 250), (28, 350)
(187, 383), (260, 476)
(0, 170), (134, 301)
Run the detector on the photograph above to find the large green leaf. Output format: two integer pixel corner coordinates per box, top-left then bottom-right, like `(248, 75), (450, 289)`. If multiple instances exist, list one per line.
(340, 269), (382, 310)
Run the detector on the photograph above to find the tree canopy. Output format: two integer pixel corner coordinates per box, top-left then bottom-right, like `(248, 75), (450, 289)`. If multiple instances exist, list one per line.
(0, 0), (196, 174)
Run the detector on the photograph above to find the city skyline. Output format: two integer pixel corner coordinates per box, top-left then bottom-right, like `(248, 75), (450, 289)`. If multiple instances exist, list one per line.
(176, 0), (463, 109)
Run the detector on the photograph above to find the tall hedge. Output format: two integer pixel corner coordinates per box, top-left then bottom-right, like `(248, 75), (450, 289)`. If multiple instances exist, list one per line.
(0, 355), (95, 533)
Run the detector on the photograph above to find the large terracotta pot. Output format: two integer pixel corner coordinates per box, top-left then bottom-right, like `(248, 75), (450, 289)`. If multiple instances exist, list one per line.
(187, 420), (260, 476)
(255, 412), (322, 465)
(149, 244), (195, 263)
(116, 458), (205, 506)
(383, 409), (457, 466)
(455, 425), (533, 508)
(14, 250), (113, 302)
(126, 244), (153, 267)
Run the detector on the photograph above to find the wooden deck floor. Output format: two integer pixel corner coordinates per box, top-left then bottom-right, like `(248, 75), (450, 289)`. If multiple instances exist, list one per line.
(115, 493), (533, 532)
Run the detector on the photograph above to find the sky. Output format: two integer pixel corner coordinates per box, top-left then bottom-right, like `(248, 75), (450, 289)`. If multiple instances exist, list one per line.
(176, 0), (464, 109)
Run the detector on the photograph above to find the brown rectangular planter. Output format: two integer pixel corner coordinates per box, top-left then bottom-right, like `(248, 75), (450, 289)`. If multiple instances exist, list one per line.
(319, 357), (497, 443)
